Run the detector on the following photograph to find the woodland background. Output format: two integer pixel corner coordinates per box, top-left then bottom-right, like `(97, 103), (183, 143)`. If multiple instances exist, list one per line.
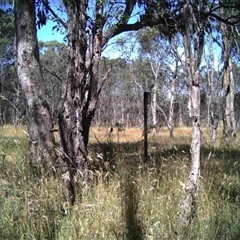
(1, 1), (240, 239)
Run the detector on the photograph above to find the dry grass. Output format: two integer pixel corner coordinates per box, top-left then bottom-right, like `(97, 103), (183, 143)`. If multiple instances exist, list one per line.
(1, 125), (240, 239)
(89, 126), (192, 144)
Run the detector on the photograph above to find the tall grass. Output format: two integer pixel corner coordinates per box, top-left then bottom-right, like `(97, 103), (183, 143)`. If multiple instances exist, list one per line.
(1, 125), (240, 239)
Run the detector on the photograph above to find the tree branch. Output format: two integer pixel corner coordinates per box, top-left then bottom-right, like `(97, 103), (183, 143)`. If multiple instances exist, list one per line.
(42, 67), (63, 82)
(97, 67), (112, 96)
(41, 0), (67, 29)
(129, 62), (144, 92)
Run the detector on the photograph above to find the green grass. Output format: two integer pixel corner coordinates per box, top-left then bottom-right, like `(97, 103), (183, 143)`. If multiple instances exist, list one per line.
(1, 125), (240, 239)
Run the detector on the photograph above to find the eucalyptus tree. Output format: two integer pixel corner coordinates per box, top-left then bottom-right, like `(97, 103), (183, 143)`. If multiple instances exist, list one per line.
(169, 5), (205, 227)
(153, 0), (240, 228)
(131, 30), (180, 136)
(14, 0), (57, 169)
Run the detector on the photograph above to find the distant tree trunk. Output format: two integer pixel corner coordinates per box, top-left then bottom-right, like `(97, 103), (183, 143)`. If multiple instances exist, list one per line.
(168, 64), (178, 138)
(178, 103), (184, 127)
(150, 61), (160, 135)
(210, 101), (219, 143)
(223, 58), (236, 142)
(207, 30), (219, 143)
(220, 21), (236, 142)
(14, 0), (56, 169)
(151, 86), (157, 135)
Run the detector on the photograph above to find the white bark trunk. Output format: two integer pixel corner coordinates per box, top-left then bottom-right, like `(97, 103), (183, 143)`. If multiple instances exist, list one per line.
(179, 79), (201, 228)
(151, 87), (157, 135)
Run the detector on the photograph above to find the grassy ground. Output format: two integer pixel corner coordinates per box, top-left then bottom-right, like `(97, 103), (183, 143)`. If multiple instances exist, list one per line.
(1, 125), (240, 239)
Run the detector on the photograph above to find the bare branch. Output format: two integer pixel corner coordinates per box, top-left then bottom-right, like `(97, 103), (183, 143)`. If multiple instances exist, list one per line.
(41, 0), (67, 29)
(42, 67), (63, 82)
(97, 67), (112, 96)
(156, 103), (172, 130)
(129, 62), (144, 92)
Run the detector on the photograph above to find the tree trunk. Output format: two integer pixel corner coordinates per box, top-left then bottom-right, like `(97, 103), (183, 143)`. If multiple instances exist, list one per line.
(223, 58), (236, 142)
(151, 87), (157, 135)
(14, 0), (56, 169)
(207, 30), (219, 143)
(168, 65), (177, 138)
(179, 75), (201, 228)
(59, 0), (89, 173)
(220, 20), (236, 143)
(178, 5), (204, 228)
(179, 103), (184, 127)
(59, 1), (104, 182)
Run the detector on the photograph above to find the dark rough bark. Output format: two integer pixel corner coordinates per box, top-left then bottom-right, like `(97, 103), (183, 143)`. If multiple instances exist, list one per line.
(58, 0), (106, 202)
(59, 0), (103, 186)
(14, 0), (56, 169)
(59, 0), (89, 179)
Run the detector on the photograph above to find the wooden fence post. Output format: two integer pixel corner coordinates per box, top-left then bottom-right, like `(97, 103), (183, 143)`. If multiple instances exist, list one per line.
(144, 91), (151, 163)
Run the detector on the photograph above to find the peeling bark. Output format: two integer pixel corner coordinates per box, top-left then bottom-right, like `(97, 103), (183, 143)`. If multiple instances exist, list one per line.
(58, 1), (107, 200)
(179, 80), (201, 228)
(177, 2), (204, 228)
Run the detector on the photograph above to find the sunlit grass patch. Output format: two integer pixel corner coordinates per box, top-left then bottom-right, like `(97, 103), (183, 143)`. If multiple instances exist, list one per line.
(0, 124), (27, 138)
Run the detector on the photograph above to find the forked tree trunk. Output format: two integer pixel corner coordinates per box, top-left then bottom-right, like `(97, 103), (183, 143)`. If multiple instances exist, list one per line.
(15, 0), (56, 169)
(58, 1), (105, 204)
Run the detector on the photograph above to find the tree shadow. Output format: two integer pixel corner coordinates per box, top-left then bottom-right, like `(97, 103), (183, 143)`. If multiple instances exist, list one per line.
(123, 172), (145, 240)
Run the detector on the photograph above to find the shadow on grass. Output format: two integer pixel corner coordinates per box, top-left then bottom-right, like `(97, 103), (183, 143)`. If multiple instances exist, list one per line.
(123, 172), (145, 240)
(91, 138), (240, 239)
